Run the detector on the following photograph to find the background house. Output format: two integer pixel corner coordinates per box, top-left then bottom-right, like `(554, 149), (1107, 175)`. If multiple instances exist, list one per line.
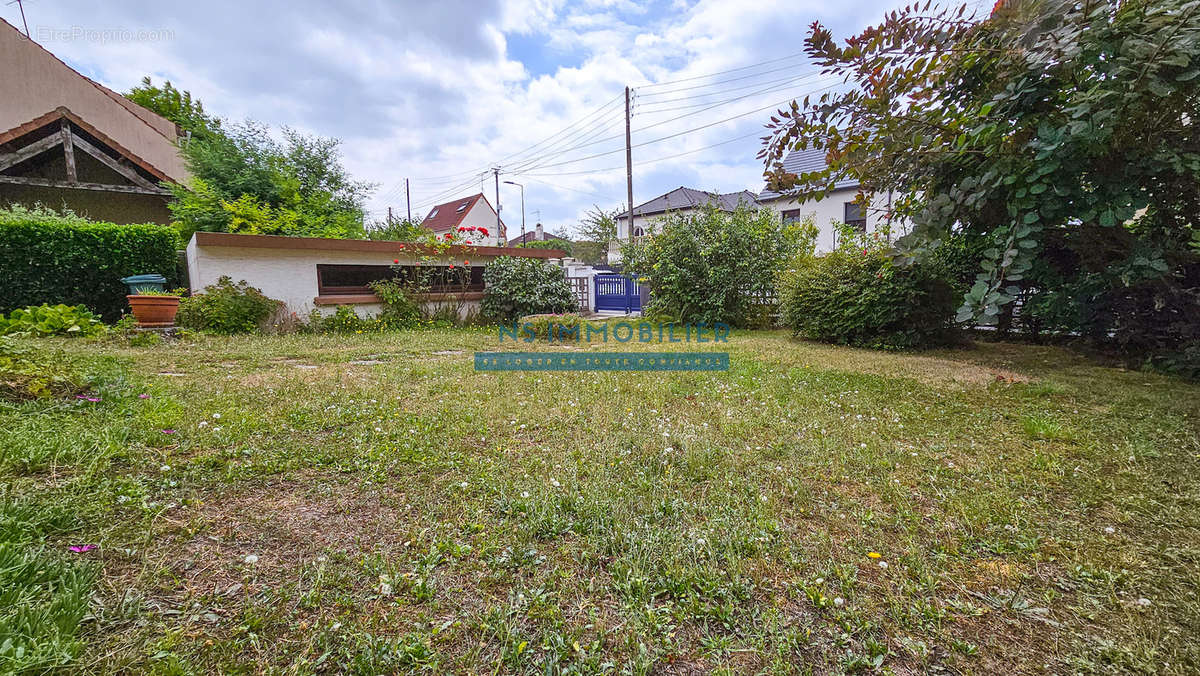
(610, 187), (759, 262)
(615, 186), (760, 241)
(507, 222), (568, 247)
(756, 147), (899, 252)
(420, 193), (507, 246)
(0, 19), (188, 224)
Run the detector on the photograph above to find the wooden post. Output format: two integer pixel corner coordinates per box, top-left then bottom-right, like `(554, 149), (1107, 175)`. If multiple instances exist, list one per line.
(60, 120), (77, 183)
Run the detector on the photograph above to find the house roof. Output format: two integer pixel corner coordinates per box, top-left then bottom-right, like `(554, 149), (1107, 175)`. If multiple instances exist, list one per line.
(506, 230), (563, 246)
(757, 147), (859, 201)
(622, 187), (761, 219)
(420, 193), (507, 233)
(0, 19), (188, 183)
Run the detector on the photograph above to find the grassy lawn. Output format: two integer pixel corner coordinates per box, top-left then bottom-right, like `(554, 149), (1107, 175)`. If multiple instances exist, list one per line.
(2, 328), (1198, 674)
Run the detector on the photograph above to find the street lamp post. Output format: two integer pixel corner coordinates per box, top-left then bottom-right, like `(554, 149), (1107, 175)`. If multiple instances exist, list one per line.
(503, 180), (525, 245)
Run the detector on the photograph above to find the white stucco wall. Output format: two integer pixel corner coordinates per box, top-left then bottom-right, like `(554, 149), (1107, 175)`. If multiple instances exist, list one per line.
(761, 188), (906, 253)
(455, 201), (506, 245)
(186, 238), (508, 317)
(616, 208), (701, 240)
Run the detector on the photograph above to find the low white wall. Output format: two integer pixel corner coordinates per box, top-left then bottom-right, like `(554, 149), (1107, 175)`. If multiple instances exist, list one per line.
(186, 237), (511, 318)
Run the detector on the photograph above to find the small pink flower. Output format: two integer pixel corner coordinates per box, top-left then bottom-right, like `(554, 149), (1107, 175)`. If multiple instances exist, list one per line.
(139, 393), (151, 399)
(161, 429), (176, 435)
(87, 397), (101, 402)
(68, 544), (96, 553)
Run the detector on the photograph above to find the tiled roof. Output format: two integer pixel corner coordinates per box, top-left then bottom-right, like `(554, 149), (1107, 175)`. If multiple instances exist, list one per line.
(420, 193), (507, 233)
(757, 147), (859, 200)
(623, 187), (761, 218)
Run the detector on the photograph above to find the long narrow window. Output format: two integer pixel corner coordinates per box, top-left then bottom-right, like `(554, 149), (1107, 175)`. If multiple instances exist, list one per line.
(316, 264), (484, 295)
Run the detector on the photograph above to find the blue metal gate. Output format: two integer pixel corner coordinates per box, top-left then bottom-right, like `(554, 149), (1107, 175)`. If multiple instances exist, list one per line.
(594, 274), (642, 312)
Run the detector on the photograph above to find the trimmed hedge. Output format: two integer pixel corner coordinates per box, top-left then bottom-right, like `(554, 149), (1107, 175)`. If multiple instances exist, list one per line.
(0, 207), (180, 321)
(779, 247), (958, 350)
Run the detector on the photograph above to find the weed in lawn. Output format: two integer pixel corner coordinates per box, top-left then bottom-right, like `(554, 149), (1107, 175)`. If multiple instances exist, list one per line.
(0, 330), (1196, 673)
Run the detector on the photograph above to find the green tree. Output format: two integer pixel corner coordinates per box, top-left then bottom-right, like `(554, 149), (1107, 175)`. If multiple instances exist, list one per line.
(126, 77), (222, 139)
(169, 121), (373, 240)
(762, 0), (1200, 373)
(577, 206), (619, 244)
(621, 206), (814, 327)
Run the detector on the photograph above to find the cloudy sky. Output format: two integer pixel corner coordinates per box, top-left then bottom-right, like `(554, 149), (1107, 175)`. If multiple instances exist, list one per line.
(2, 0), (986, 236)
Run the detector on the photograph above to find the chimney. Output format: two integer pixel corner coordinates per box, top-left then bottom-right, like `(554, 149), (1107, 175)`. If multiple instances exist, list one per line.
(535, 222), (544, 240)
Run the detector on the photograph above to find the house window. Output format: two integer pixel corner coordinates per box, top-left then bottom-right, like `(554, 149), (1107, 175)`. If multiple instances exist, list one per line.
(844, 202), (866, 231)
(632, 226), (646, 242)
(316, 264), (484, 295)
(781, 209), (807, 224)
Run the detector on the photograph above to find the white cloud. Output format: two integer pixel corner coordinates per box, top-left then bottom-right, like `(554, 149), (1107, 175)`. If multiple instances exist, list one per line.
(2, 0), (904, 233)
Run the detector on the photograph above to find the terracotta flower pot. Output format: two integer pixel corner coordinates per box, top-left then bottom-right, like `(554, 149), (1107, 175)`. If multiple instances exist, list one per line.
(127, 295), (181, 328)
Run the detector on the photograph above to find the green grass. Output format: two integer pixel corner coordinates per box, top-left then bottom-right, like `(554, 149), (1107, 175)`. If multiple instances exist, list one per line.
(1, 328), (1198, 674)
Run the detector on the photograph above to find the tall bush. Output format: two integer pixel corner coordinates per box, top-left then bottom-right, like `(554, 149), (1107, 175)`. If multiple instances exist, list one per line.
(621, 206), (815, 327)
(779, 233), (958, 350)
(481, 257), (577, 322)
(175, 277), (281, 334)
(0, 206), (179, 321)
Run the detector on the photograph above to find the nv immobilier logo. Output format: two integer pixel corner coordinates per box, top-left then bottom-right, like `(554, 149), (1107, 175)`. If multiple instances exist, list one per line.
(475, 320), (730, 372)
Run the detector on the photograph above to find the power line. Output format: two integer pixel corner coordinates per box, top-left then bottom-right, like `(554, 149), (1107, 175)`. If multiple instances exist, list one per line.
(518, 129), (769, 178)
(636, 51), (809, 89)
(635, 61), (818, 99)
(520, 79), (840, 174)
(634, 70), (824, 110)
(517, 81), (836, 174)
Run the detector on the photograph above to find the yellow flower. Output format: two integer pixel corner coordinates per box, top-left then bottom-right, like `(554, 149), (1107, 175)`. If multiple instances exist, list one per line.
(867, 551), (882, 559)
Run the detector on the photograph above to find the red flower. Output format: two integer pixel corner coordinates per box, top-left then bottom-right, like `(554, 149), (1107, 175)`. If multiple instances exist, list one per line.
(443, 233), (453, 240)
(457, 226), (466, 232)
(392, 258), (399, 264)
(479, 227), (489, 237)
(463, 259), (470, 266)
(449, 264), (455, 269)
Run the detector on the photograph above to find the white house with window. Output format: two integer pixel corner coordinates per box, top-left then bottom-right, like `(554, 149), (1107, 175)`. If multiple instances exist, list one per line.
(756, 148), (900, 252)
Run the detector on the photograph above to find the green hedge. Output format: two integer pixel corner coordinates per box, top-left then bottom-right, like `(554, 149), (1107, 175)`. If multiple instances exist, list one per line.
(0, 207), (180, 321)
(779, 246), (959, 350)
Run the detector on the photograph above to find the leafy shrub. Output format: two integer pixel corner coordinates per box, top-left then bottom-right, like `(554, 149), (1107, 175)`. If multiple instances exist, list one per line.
(779, 238), (958, 350)
(0, 337), (91, 400)
(0, 205), (180, 321)
(481, 257), (577, 322)
(310, 306), (383, 334)
(0, 304), (107, 338)
(368, 279), (422, 328)
(175, 277), (282, 334)
(621, 206), (815, 327)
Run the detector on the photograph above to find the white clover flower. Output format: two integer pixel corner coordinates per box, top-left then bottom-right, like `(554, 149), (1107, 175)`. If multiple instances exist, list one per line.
(160, 465), (171, 472)
(550, 478), (561, 488)
(879, 561), (888, 569)
(520, 491), (530, 498)
(833, 597), (844, 607)
(244, 554), (259, 565)
(212, 413), (221, 419)
(1104, 526), (1116, 534)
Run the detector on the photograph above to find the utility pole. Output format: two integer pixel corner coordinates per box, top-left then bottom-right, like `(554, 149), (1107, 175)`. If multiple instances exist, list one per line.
(493, 167), (503, 241)
(624, 86), (634, 242)
(387, 206), (393, 225)
(405, 178), (411, 222)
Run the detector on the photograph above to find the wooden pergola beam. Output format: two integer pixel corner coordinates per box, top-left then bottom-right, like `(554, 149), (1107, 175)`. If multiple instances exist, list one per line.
(0, 175), (170, 196)
(0, 133), (62, 173)
(68, 131), (159, 190)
